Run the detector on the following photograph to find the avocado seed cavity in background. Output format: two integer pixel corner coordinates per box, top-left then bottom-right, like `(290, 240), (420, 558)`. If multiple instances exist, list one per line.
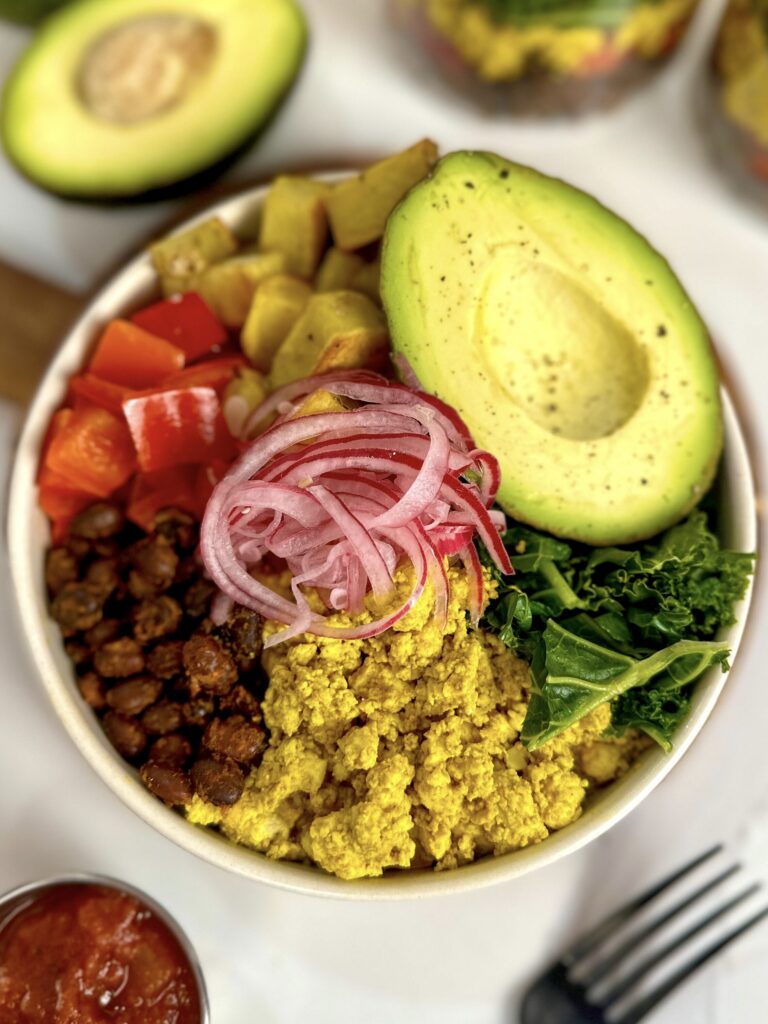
(77, 14), (217, 124)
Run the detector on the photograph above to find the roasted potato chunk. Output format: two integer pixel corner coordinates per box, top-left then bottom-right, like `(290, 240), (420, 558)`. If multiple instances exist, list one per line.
(241, 274), (312, 371)
(315, 248), (366, 292)
(270, 291), (388, 388)
(258, 176), (330, 278)
(325, 139), (438, 250)
(351, 257), (381, 304)
(293, 388), (353, 419)
(195, 252), (286, 327)
(150, 217), (238, 296)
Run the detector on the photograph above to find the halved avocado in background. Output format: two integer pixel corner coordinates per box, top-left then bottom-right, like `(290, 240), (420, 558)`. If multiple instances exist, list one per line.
(382, 151), (723, 546)
(1, 0), (307, 198)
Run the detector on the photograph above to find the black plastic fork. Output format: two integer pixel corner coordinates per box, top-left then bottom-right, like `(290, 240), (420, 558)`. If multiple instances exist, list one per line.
(520, 846), (768, 1023)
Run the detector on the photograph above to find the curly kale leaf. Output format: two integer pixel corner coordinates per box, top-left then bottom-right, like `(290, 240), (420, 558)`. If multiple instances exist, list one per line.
(480, 509), (754, 750)
(521, 621), (730, 751)
(608, 684), (692, 752)
(578, 511), (755, 643)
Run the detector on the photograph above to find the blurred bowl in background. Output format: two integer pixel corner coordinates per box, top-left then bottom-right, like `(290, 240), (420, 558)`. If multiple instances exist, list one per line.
(389, 0), (701, 116)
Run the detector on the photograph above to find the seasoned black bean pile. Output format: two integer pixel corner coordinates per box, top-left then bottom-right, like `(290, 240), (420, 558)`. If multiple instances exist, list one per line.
(46, 502), (267, 809)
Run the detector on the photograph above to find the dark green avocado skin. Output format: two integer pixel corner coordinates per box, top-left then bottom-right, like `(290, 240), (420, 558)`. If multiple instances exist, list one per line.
(0, 0), (68, 24)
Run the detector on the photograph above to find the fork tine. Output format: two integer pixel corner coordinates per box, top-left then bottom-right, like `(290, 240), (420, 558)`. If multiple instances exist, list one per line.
(616, 904), (768, 1024)
(562, 846), (723, 966)
(599, 883), (762, 1010)
(580, 864), (740, 987)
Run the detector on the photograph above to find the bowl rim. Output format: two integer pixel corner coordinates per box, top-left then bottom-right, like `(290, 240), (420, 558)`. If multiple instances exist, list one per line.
(0, 872), (209, 1021)
(6, 176), (759, 900)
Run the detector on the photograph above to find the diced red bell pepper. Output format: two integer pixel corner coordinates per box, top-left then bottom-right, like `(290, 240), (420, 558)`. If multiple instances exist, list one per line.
(131, 292), (228, 362)
(39, 408), (73, 467)
(152, 355), (247, 395)
(123, 387), (236, 473)
(37, 409), (97, 525)
(45, 405), (137, 497)
(127, 465), (201, 530)
(68, 373), (139, 415)
(89, 319), (185, 389)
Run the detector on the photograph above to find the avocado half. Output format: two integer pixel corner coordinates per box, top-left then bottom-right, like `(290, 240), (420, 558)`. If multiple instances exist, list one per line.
(381, 151), (723, 546)
(1, 0), (307, 199)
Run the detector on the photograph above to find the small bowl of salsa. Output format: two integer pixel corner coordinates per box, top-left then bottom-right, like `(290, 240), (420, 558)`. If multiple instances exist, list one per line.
(0, 874), (208, 1023)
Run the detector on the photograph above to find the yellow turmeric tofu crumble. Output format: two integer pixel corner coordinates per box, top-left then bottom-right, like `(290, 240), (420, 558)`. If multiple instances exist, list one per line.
(186, 568), (647, 880)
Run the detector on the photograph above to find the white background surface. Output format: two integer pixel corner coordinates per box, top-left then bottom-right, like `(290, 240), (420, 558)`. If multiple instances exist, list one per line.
(1, 1), (767, 1021)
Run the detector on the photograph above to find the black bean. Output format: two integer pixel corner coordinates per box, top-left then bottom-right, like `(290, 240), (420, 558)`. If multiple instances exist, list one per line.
(221, 607), (263, 668)
(182, 578), (216, 619)
(93, 637), (145, 678)
(51, 583), (104, 634)
(77, 671), (106, 709)
(85, 559), (121, 598)
(218, 684), (263, 721)
(142, 701), (184, 735)
(83, 618), (121, 649)
(154, 508), (197, 551)
(64, 536), (91, 560)
(102, 711), (146, 759)
(204, 715), (266, 764)
(45, 547), (79, 595)
(128, 537), (179, 597)
(183, 634), (237, 695)
(92, 538), (121, 559)
(150, 734), (193, 768)
(181, 696), (216, 729)
(146, 640), (185, 681)
(106, 676), (163, 716)
(133, 596), (182, 644)
(191, 757), (244, 806)
(70, 502), (125, 539)
(64, 640), (90, 668)
(173, 555), (200, 587)
(139, 762), (193, 806)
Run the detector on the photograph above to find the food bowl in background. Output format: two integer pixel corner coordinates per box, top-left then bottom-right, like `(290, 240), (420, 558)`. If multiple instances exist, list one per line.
(6, 179), (758, 899)
(389, 0), (702, 116)
(699, 0), (768, 212)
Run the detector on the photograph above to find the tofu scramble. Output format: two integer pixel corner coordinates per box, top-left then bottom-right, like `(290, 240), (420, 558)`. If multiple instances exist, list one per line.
(186, 568), (646, 879)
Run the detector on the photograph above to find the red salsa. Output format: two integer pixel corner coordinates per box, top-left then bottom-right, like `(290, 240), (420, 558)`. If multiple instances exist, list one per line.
(0, 883), (201, 1023)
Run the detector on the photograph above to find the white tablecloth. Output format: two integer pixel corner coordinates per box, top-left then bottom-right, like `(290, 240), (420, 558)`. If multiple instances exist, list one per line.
(1, 2), (767, 1021)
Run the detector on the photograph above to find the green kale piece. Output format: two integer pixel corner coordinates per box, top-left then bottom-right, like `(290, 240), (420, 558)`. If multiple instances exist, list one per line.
(521, 620), (730, 750)
(480, 509), (754, 750)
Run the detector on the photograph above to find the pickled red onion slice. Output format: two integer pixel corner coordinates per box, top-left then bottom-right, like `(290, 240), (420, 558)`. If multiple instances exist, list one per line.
(200, 372), (512, 646)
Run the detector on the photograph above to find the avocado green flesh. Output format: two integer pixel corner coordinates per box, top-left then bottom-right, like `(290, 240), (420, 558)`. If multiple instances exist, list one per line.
(1, 0), (306, 198)
(381, 151), (723, 546)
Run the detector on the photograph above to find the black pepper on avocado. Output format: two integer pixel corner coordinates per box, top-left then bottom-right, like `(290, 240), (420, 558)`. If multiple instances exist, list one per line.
(1, 0), (307, 198)
(381, 151), (723, 546)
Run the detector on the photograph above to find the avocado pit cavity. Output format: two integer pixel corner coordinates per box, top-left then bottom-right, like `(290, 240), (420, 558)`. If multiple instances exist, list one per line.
(78, 14), (217, 125)
(478, 257), (650, 441)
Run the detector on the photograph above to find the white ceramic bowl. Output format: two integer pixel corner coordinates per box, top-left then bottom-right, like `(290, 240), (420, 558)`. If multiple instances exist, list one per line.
(7, 180), (758, 899)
